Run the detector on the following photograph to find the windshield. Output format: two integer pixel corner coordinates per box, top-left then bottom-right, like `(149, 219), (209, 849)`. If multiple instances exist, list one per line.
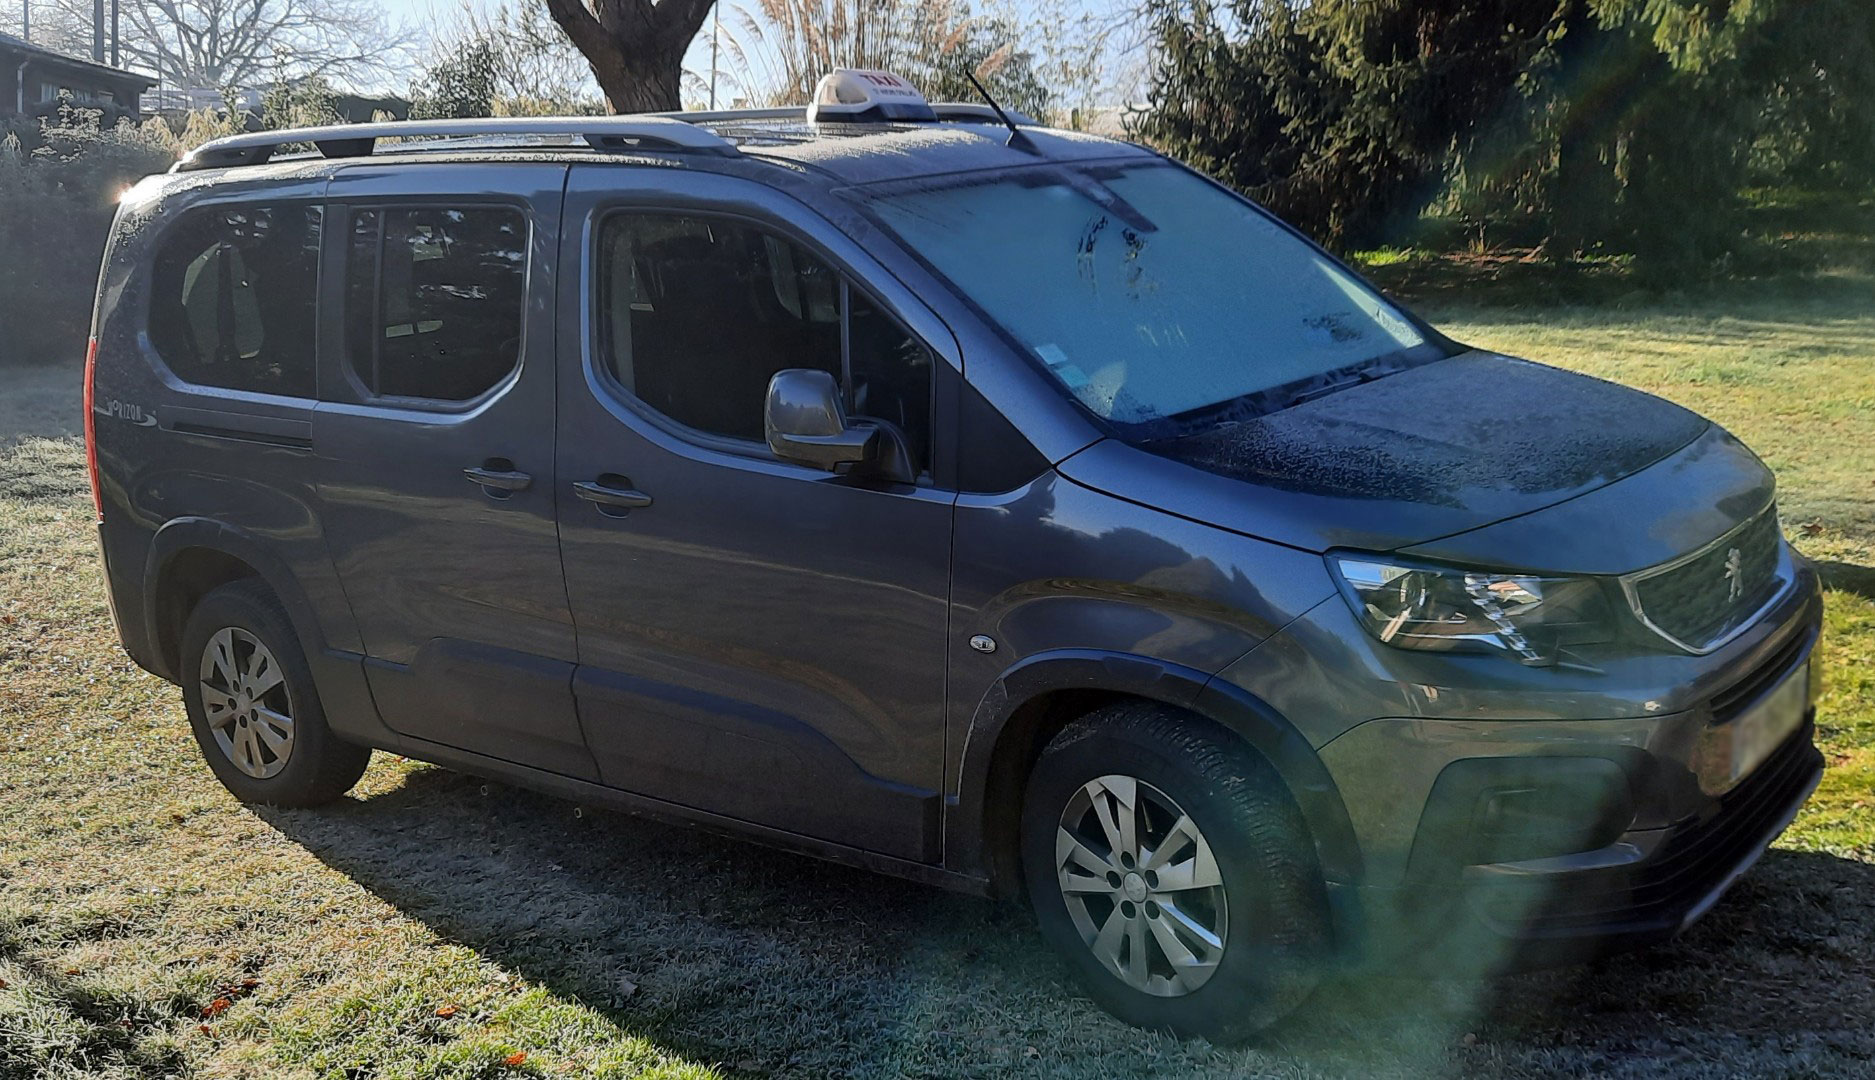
(864, 161), (1442, 437)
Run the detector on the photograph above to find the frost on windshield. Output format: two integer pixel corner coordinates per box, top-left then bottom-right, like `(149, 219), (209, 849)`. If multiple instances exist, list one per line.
(869, 163), (1429, 431)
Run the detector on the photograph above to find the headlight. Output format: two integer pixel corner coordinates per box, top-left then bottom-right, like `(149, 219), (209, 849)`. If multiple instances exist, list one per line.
(1330, 555), (1615, 665)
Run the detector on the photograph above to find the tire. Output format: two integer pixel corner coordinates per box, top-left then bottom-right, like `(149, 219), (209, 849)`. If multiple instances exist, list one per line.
(180, 579), (371, 807)
(1020, 701), (1327, 1042)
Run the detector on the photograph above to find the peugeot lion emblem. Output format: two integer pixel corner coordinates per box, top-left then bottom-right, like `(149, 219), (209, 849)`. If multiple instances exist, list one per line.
(1723, 547), (1744, 603)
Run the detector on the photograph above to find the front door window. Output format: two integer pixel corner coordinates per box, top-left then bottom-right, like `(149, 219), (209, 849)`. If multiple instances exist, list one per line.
(597, 213), (933, 476)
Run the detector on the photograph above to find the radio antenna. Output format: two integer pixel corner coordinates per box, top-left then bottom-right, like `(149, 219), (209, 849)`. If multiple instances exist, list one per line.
(964, 70), (1036, 153)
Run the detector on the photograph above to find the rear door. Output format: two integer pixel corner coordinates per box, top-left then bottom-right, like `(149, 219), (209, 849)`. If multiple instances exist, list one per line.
(313, 163), (596, 779)
(553, 165), (958, 860)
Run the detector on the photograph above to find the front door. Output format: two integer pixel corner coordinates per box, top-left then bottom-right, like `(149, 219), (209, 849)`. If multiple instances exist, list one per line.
(554, 167), (955, 860)
(314, 163), (596, 780)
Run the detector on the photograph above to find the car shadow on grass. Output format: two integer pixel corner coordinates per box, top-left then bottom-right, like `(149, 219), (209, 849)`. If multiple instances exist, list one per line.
(259, 764), (1875, 1077)
(1817, 559), (1875, 602)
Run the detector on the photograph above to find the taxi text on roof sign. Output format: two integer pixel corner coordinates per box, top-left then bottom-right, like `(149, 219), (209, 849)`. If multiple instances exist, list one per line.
(808, 69), (938, 124)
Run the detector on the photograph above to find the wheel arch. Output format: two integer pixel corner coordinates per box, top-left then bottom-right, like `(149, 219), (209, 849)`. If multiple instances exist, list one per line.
(143, 518), (325, 684)
(952, 649), (1365, 915)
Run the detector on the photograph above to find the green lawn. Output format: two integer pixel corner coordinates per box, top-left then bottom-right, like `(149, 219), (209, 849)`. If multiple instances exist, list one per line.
(2, 286), (1872, 1078)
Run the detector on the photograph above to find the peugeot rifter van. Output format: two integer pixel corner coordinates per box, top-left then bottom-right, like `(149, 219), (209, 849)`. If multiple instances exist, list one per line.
(87, 71), (1824, 1040)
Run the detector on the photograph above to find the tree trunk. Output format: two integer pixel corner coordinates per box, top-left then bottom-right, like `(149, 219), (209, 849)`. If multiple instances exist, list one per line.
(542, 0), (715, 114)
(586, 43), (687, 114)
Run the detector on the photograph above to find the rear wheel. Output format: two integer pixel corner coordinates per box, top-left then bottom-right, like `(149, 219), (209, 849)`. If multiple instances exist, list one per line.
(1020, 702), (1327, 1042)
(180, 579), (370, 806)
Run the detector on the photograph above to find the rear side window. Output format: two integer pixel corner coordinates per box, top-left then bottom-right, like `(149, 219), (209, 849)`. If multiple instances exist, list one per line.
(345, 206), (528, 403)
(148, 204), (321, 398)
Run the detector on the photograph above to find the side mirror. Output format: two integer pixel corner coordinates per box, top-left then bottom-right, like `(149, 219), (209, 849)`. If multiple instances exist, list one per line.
(765, 368), (878, 472)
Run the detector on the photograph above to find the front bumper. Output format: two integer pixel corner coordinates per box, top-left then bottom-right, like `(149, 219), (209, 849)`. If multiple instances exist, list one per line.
(1221, 554), (1827, 972)
(1362, 713), (1821, 971)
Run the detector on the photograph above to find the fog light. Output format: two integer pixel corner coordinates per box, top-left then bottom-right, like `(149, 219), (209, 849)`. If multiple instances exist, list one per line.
(1411, 757), (1636, 873)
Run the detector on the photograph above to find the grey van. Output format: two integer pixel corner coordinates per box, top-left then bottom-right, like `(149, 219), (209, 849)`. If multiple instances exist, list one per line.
(87, 78), (1823, 1041)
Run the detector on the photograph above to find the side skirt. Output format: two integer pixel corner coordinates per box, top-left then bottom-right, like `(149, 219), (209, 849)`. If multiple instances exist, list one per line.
(350, 731), (995, 898)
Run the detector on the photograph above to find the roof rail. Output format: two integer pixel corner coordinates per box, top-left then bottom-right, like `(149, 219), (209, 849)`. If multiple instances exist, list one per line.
(172, 105), (1041, 172)
(662, 103), (1037, 126)
(663, 106), (808, 123)
(931, 103), (1039, 126)
(174, 115), (737, 172)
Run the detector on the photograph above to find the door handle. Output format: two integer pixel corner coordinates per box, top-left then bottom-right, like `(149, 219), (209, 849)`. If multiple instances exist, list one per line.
(463, 465), (533, 492)
(574, 478), (653, 511)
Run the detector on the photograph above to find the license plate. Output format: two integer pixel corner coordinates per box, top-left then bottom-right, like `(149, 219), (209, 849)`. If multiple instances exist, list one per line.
(1723, 665), (1809, 786)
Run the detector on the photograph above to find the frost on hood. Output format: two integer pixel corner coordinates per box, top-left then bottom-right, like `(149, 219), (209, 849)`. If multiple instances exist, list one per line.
(1149, 353), (1710, 510)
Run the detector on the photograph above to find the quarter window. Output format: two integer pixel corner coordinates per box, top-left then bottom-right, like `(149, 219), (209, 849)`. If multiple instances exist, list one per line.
(149, 203), (321, 398)
(345, 206), (528, 403)
(598, 214), (933, 474)
(848, 292), (933, 475)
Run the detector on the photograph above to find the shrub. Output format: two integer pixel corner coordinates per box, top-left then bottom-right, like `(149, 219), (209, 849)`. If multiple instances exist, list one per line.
(0, 104), (179, 367)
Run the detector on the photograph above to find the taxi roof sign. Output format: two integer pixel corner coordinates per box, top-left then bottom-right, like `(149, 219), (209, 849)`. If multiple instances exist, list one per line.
(807, 69), (938, 124)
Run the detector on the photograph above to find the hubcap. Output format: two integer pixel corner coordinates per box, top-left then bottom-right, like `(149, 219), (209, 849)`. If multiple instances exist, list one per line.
(1055, 775), (1227, 997)
(198, 627), (294, 779)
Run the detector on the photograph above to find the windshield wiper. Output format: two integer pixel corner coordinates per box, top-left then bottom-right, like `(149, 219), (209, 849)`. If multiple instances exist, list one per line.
(1143, 352), (1427, 443)
(1062, 172), (1158, 235)
(1290, 372), (1372, 404)
(1282, 352), (1422, 407)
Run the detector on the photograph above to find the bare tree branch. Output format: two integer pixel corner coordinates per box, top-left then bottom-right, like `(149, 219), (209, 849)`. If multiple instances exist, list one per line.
(655, 0), (718, 47)
(541, 0), (618, 67)
(39, 0), (414, 90)
(420, 0), (603, 112)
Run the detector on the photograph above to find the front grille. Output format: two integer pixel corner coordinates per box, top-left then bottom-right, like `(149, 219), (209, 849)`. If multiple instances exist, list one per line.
(1627, 507), (1784, 651)
(1476, 720), (1821, 935)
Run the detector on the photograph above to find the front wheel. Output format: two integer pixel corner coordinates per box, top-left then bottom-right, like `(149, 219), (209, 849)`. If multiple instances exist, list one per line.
(1020, 702), (1328, 1042)
(180, 579), (371, 807)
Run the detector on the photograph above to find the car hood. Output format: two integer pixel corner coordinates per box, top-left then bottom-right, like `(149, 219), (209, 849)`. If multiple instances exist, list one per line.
(1056, 351), (1736, 563)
